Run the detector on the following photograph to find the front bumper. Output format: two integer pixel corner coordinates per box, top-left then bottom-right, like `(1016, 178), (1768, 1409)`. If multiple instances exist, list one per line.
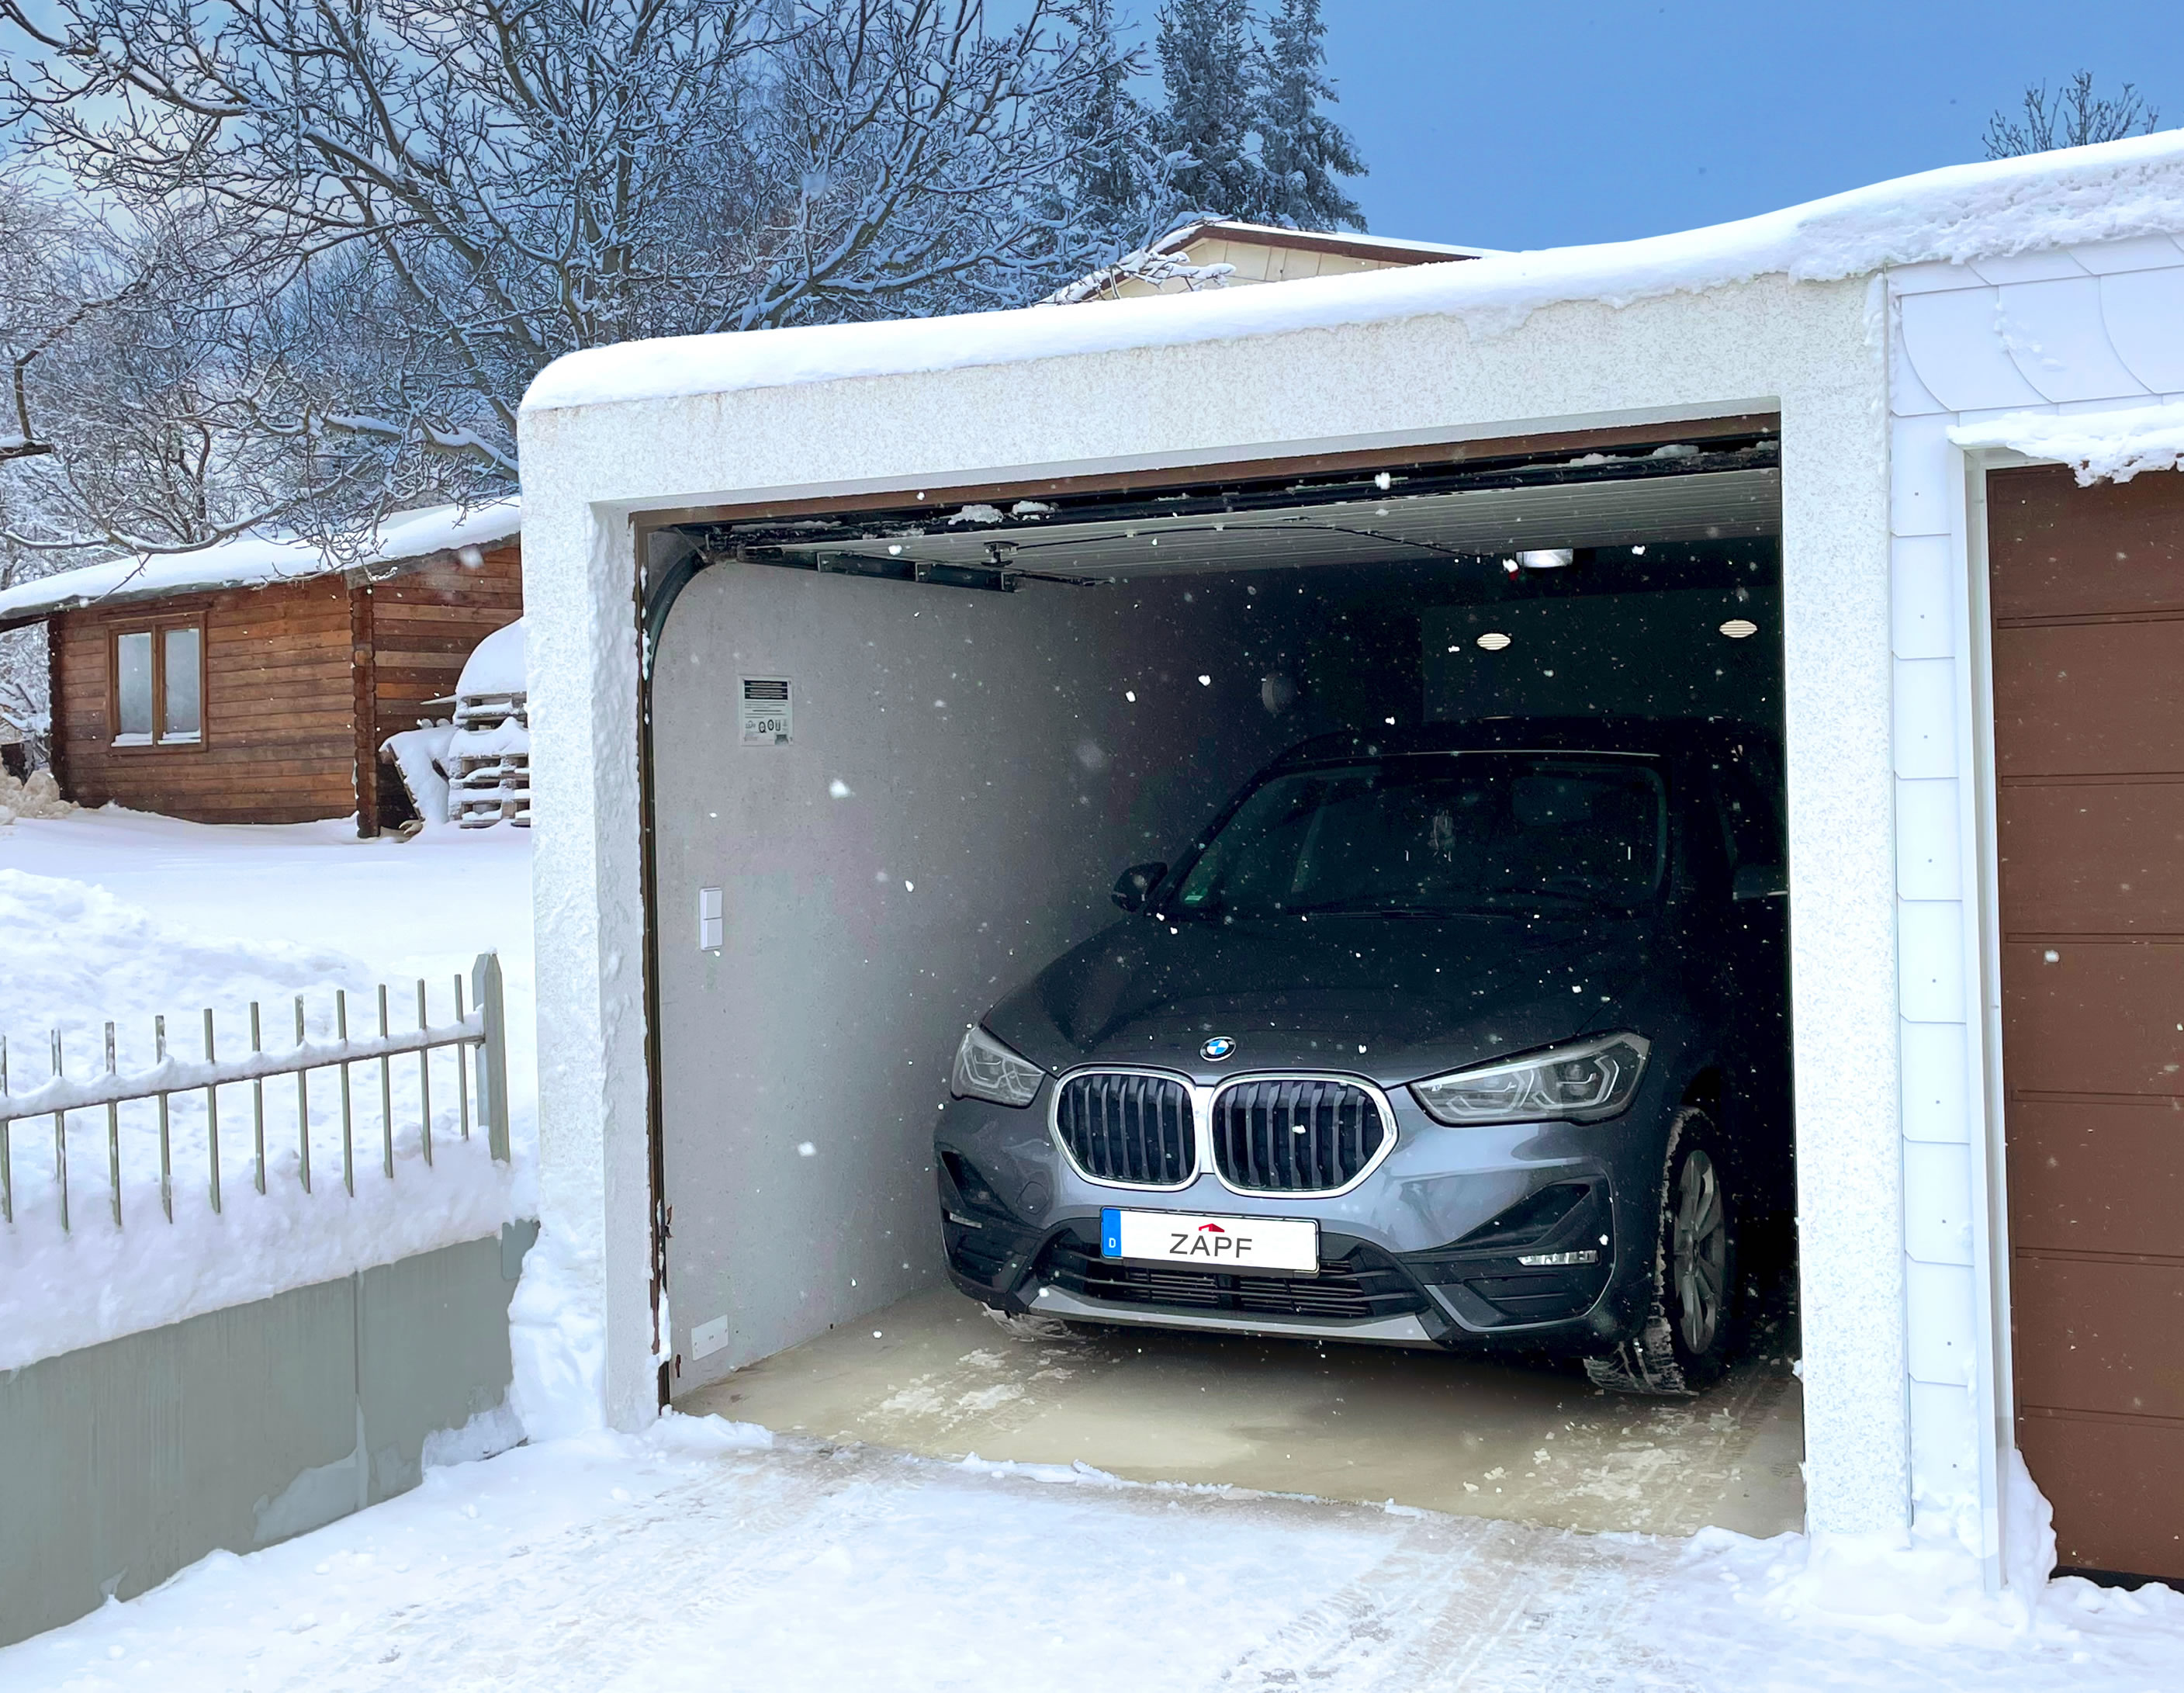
(935, 1078), (1667, 1355)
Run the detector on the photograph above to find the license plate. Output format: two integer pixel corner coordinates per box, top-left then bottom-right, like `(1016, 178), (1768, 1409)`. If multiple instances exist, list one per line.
(1101, 1207), (1318, 1275)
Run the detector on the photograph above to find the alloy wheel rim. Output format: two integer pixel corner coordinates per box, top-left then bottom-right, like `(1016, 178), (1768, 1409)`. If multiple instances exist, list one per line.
(1670, 1148), (1726, 1355)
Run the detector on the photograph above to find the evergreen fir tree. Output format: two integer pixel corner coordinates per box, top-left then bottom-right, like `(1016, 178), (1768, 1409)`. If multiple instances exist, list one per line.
(1255, 0), (1366, 230)
(1154, 0), (1259, 220)
(1055, 0), (1174, 255)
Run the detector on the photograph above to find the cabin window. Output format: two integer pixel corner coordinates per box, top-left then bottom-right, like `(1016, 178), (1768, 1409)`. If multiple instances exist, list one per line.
(110, 618), (205, 747)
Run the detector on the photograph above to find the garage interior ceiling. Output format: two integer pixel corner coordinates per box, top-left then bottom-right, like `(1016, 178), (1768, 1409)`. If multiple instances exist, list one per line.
(680, 441), (1781, 587)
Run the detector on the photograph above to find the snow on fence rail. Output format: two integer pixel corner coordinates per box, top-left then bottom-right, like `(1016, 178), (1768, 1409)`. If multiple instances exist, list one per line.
(0, 953), (508, 1231)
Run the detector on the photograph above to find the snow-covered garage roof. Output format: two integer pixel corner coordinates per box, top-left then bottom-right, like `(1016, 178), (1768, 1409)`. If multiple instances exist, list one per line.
(0, 498), (522, 632)
(524, 131), (2184, 416)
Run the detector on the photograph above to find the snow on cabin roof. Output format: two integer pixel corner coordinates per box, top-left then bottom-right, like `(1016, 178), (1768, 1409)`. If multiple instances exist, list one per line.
(0, 498), (522, 631)
(523, 130), (2184, 415)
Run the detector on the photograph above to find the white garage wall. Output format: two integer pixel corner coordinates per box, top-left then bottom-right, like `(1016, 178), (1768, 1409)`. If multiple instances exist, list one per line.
(649, 559), (1325, 1385)
(1886, 234), (2184, 1577)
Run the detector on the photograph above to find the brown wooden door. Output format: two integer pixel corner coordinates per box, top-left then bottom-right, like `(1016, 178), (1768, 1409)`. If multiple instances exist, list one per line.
(1992, 464), (2184, 1581)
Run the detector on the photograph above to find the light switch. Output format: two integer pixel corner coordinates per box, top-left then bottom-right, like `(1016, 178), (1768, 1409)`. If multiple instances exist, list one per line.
(697, 886), (724, 951)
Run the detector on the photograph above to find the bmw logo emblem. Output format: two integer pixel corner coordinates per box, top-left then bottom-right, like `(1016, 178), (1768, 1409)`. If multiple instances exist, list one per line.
(1200, 1036), (1237, 1062)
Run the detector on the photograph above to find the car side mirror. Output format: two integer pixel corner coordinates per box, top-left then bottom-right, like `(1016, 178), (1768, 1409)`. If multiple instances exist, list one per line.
(1732, 862), (1788, 902)
(1112, 861), (1168, 912)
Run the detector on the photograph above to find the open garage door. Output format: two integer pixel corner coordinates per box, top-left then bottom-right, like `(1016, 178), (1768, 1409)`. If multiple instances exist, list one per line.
(1989, 464), (2184, 1584)
(644, 427), (1802, 1536)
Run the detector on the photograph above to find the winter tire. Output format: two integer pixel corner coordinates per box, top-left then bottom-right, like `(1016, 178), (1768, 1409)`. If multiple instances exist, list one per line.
(1583, 1105), (1740, 1397)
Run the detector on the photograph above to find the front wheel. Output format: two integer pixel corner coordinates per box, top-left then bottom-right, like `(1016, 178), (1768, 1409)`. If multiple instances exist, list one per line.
(1584, 1106), (1739, 1396)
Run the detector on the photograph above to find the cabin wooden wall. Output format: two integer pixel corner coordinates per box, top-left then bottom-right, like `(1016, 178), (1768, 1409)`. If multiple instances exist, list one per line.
(47, 538), (524, 832)
(51, 579), (356, 825)
(357, 540), (524, 832)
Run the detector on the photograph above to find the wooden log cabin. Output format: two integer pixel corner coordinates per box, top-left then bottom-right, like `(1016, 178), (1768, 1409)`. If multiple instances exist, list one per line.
(0, 502), (521, 835)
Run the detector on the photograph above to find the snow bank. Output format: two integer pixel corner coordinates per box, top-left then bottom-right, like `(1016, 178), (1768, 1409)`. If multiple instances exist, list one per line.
(1663, 1451), (2184, 1671)
(0, 868), (517, 1371)
(1951, 400), (2184, 483)
(507, 1221), (611, 1440)
(524, 132), (2184, 414)
(0, 498), (521, 628)
(0, 768), (74, 825)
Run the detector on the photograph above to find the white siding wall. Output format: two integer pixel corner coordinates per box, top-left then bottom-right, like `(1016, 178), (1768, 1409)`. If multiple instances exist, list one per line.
(1887, 236), (2184, 1561)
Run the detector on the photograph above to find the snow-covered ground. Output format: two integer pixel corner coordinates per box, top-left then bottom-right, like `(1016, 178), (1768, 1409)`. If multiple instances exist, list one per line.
(1, 1419), (2179, 1691)
(6, 812), (2181, 1689)
(0, 808), (535, 1369)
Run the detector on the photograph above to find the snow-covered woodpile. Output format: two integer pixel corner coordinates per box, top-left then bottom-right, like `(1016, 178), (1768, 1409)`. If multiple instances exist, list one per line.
(447, 619), (528, 828)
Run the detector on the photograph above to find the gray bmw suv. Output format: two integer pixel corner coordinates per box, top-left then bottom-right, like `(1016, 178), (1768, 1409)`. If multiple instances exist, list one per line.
(934, 718), (1790, 1395)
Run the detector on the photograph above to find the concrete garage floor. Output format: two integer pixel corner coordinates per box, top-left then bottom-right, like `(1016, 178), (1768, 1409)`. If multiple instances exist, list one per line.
(677, 1288), (1805, 1539)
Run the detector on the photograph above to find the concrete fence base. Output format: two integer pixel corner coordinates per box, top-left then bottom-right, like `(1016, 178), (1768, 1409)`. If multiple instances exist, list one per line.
(0, 1220), (538, 1646)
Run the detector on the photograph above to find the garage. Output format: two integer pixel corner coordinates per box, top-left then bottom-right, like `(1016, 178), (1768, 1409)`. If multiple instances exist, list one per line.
(639, 424), (1803, 1532)
(1988, 464), (2184, 1582)
(521, 142), (2184, 1591)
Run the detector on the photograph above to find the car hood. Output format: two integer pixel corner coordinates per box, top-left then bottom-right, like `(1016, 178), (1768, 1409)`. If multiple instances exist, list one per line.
(984, 911), (1656, 1088)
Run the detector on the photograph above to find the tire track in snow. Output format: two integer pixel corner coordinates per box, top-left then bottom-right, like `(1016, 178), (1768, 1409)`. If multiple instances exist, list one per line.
(1215, 1512), (1694, 1691)
(305, 1449), (940, 1690)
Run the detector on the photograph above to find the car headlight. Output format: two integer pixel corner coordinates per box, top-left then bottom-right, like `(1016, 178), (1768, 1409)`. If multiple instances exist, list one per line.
(950, 1023), (1045, 1108)
(1410, 1034), (1651, 1127)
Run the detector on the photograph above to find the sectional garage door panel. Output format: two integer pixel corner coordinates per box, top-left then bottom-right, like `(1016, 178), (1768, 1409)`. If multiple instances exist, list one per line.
(1992, 620), (2184, 777)
(2007, 1099), (2184, 1258)
(2016, 1414), (2184, 1580)
(1999, 780), (2184, 935)
(1991, 462), (2184, 1581)
(2008, 1255), (2184, 1420)
(1988, 469), (2184, 621)
(2000, 942), (2184, 1097)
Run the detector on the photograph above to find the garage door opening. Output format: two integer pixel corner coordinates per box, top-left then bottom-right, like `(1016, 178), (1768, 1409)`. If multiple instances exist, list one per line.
(644, 429), (1803, 1536)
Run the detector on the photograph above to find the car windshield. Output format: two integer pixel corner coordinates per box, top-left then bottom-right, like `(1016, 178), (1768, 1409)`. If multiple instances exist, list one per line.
(1170, 752), (1667, 919)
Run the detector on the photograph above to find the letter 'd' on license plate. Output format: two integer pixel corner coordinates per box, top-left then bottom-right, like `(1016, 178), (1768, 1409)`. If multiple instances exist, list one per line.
(1101, 1208), (1318, 1274)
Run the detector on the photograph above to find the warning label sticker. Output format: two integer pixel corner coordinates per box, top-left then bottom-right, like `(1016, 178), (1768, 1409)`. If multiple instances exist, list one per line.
(740, 677), (791, 745)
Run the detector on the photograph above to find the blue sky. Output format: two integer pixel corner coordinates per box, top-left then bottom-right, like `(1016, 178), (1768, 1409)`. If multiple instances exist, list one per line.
(1144, 1), (2181, 250)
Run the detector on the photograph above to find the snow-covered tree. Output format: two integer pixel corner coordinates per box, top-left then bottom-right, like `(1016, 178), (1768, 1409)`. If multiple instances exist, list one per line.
(1154, 0), (1259, 220)
(1985, 71), (2161, 158)
(1151, 0), (1363, 230)
(0, 0), (1137, 512)
(1253, 0), (1363, 231)
(2, 0), (1365, 572)
(0, 182), (391, 562)
(1050, 0), (1194, 256)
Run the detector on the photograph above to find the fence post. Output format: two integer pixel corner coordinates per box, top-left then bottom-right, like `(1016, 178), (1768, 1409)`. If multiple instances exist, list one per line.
(472, 952), (509, 1164)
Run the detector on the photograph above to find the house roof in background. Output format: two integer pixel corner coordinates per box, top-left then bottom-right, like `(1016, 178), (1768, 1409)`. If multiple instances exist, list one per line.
(1040, 217), (1497, 305)
(1150, 219), (1500, 265)
(0, 500), (522, 632)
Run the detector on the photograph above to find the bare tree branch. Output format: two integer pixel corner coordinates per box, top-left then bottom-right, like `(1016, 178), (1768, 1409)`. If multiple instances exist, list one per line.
(1985, 70), (2162, 159)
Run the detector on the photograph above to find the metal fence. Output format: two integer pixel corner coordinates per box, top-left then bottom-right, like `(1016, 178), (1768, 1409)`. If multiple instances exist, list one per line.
(0, 953), (510, 1231)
